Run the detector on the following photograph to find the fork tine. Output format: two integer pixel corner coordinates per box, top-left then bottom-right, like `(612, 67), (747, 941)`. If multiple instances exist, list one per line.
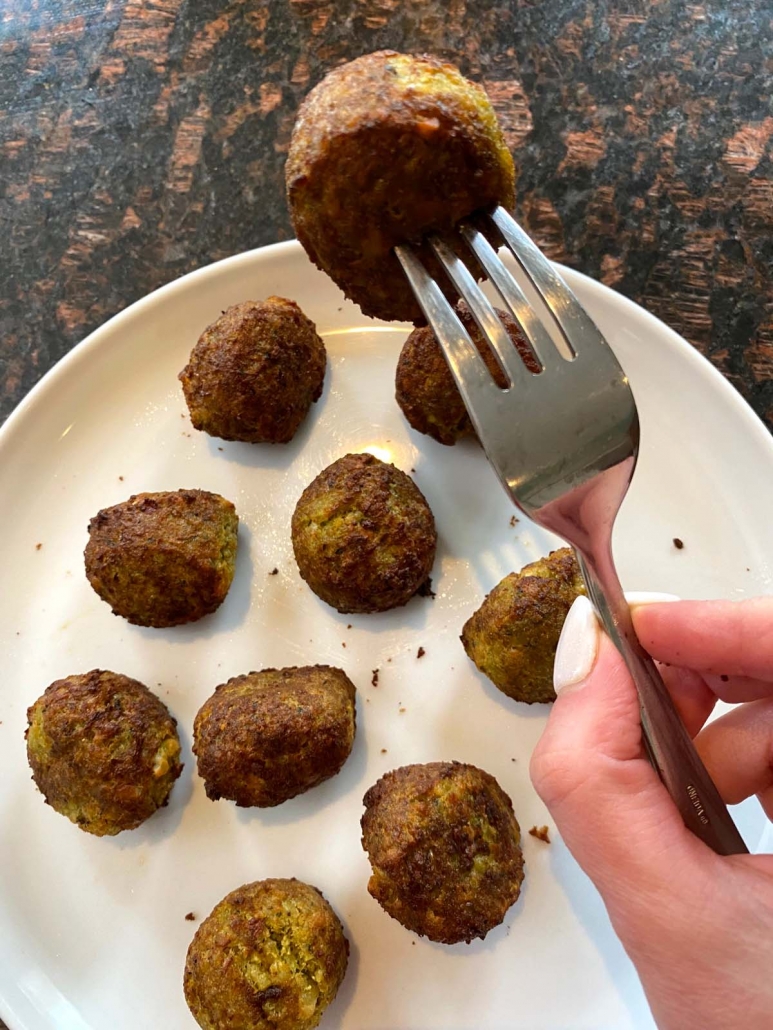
(426, 234), (535, 391)
(394, 242), (497, 407)
(458, 220), (561, 371)
(490, 206), (612, 362)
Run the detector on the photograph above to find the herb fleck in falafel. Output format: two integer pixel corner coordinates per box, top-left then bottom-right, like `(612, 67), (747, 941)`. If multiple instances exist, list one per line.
(179, 298), (327, 444)
(84, 489), (238, 628)
(193, 666), (357, 808)
(291, 452), (437, 614)
(361, 761), (524, 944)
(461, 548), (586, 704)
(25, 670), (182, 836)
(396, 301), (538, 444)
(286, 50), (515, 323)
(184, 878), (348, 1030)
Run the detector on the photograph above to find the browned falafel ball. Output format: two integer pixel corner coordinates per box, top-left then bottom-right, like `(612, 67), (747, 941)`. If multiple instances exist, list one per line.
(25, 670), (182, 836)
(461, 548), (586, 704)
(193, 666), (357, 808)
(291, 452), (437, 614)
(361, 761), (524, 944)
(84, 489), (239, 628)
(179, 298), (327, 444)
(396, 300), (539, 444)
(184, 878), (349, 1030)
(286, 50), (516, 323)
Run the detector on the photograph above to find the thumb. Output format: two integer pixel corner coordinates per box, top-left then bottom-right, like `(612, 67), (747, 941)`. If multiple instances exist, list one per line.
(530, 595), (702, 918)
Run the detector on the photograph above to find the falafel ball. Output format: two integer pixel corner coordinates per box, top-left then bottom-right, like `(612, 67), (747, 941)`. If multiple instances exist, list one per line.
(193, 666), (356, 808)
(184, 878), (348, 1030)
(361, 761), (524, 944)
(461, 547), (586, 704)
(291, 452), (437, 614)
(396, 300), (539, 444)
(179, 298), (327, 444)
(25, 669), (182, 836)
(84, 489), (238, 628)
(286, 50), (515, 323)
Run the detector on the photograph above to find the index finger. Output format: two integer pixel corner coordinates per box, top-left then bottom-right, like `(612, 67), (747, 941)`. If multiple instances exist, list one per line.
(634, 598), (773, 691)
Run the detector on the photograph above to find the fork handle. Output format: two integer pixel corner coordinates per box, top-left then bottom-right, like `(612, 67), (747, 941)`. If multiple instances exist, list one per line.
(576, 552), (749, 856)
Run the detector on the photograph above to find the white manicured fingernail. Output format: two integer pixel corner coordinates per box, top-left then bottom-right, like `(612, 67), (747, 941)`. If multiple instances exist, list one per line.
(625, 591), (680, 608)
(554, 596), (600, 693)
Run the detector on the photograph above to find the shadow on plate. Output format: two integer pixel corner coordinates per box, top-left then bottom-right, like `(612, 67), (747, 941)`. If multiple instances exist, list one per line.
(548, 839), (649, 1024)
(321, 907), (360, 1028)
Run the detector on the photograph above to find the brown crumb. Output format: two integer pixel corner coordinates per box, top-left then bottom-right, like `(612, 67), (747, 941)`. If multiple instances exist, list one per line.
(673, 537), (684, 550)
(381, 748), (387, 754)
(218, 446), (223, 451)
(347, 624), (352, 629)
(416, 578), (435, 599)
(511, 758), (516, 762)
(387, 657), (392, 663)
(118, 475), (124, 481)
(371, 669), (379, 687)
(342, 642), (346, 648)
(509, 515), (519, 526)
(269, 568), (278, 576)
(411, 940), (416, 945)
(416, 646), (425, 659)
(720, 674), (729, 682)
(410, 467), (416, 473)
(185, 912), (196, 921)
(35, 543), (42, 551)
(529, 825), (551, 844)
(399, 706), (406, 713)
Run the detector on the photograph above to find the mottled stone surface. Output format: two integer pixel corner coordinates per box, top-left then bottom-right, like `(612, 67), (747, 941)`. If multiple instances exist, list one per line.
(2, 0), (773, 428)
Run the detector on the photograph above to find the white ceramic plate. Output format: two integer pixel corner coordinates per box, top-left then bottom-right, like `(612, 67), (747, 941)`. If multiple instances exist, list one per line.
(0, 241), (770, 1030)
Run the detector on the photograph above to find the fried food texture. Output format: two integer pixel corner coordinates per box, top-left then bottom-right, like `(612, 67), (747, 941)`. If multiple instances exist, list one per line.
(361, 761), (524, 944)
(84, 489), (238, 627)
(184, 878), (349, 1030)
(291, 452), (437, 614)
(25, 669), (182, 835)
(286, 51), (515, 322)
(461, 548), (586, 703)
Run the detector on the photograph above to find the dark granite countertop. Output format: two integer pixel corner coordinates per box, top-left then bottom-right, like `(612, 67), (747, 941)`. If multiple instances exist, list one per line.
(0, 3), (771, 1026)
(1, 0), (773, 431)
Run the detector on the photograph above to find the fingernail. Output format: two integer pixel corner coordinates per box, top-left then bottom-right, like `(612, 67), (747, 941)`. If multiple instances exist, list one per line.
(625, 591), (680, 608)
(554, 595), (600, 694)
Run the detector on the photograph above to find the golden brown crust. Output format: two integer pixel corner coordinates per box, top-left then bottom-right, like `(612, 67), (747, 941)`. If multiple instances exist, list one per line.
(184, 878), (348, 1030)
(461, 548), (586, 704)
(286, 51), (516, 322)
(179, 298), (326, 444)
(193, 666), (356, 808)
(25, 669), (182, 836)
(396, 301), (538, 444)
(361, 761), (524, 944)
(290, 452), (437, 614)
(84, 489), (238, 627)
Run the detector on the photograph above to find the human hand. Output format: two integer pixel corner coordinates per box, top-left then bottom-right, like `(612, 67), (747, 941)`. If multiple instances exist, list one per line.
(530, 595), (773, 1030)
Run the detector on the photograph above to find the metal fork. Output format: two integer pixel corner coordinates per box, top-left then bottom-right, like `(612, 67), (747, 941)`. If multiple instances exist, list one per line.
(395, 205), (747, 856)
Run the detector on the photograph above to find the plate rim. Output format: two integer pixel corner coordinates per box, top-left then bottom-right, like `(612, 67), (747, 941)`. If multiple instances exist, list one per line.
(0, 240), (770, 1030)
(1, 240), (770, 458)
